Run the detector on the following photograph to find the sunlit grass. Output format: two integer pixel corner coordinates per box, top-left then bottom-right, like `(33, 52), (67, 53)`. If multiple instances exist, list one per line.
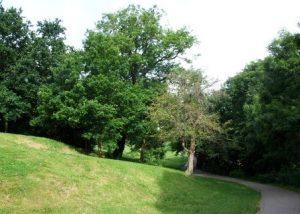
(0, 133), (260, 213)
(122, 146), (188, 170)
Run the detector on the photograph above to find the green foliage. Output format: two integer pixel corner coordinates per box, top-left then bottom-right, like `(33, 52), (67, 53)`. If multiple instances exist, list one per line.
(2, 0), (298, 189)
(150, 68), (220, 175)
(206, 29), (300, 187)
(85, 5), (195, 83)
(151, 69), (219, 145)
(0, 3), (195, 159)
(0, 85), (29, 131)
(258, 31), (300, 172)
(0, 3), (67, 132)
(33, 5), (195, 158)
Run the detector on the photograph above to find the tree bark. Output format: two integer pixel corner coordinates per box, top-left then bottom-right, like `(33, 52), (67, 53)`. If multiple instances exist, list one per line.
(112, 134), (127, 159)
(140, 139), (146, 162)
(181, 136), (188, 153)
(97, 140), (104, 157)
(185, 136), (196, 176)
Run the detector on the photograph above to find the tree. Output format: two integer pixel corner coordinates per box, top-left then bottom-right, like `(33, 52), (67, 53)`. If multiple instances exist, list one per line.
(83, 5), (196, 158)
(150, 69), (220, 175)
(0, 4), (31, 75)
(0, 3), (67, 133)
(205, 61), (265, 176)
(258, 31), (300, 173)
(0, 3), (31, 131)
(207, 28), (300, 186)
(33, 5), (196, 156)
(0, 86), (29, 132)
(32, 52), (153, 153)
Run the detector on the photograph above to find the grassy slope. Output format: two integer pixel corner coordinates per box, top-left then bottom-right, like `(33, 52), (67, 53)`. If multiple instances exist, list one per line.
(0, 133), (260, 213)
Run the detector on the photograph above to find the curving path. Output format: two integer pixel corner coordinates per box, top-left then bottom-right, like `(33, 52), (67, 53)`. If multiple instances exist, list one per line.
(194, 171), (300, 214)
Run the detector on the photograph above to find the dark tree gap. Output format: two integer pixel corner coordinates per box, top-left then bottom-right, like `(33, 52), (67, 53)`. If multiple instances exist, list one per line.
(112, 133), (128, 159)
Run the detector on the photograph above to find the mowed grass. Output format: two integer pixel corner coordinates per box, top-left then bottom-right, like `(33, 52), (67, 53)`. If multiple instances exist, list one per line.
(0, 133), (260, 213)
(122, 146), (188, 170)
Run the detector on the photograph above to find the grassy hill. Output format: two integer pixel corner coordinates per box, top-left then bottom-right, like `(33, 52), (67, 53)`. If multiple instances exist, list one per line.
(0, 133), (260, 213)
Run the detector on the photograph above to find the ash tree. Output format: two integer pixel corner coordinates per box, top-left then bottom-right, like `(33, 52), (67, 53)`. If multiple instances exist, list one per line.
(150, 69), (220, 175)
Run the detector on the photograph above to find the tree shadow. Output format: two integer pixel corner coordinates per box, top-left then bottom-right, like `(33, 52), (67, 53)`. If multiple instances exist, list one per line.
(155, 169), (260, 213)
(121, 156), (141, 163)
(154, 169), (205, 213)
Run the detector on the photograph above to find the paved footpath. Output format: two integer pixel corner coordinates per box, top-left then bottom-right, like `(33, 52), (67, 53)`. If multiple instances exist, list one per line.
(194, 171), (300, 214)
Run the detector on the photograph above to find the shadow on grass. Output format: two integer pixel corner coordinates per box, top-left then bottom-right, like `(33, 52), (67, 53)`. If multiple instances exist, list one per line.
(160, 155), (187, 170)
(155, 170), (260, 214)
(121, 149), (188, 171)
(121, 156), (142, 164)
(154, 170), (210, 213)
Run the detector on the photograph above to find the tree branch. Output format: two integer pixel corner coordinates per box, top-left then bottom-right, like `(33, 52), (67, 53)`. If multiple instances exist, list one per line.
(181, 137), (189, 153)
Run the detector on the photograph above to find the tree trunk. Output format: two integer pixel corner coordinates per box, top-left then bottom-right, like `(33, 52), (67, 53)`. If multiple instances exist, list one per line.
(185, 137), (196, 176)
(112, 134), (127, 159)
(4, 118), (8, 133)
(97, 140), (104, 157)
(140, 139), (146, 162)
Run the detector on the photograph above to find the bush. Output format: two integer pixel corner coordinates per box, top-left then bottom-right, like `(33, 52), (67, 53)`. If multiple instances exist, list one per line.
(276, 164), (300, 187)
(251, 164), (300, 187)
(229, 169), (246, 178)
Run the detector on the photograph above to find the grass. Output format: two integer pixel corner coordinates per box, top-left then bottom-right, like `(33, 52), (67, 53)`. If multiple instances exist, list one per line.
(159, 151), (188, 170)
(0, 133), (260, 213)
(122, 145), (188, 170)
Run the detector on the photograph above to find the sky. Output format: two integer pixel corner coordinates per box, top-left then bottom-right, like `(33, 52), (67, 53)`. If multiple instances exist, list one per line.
(3, 0), (300, 87)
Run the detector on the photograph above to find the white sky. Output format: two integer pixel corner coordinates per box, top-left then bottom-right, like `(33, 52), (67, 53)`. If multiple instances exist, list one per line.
(3, 0), (300, 87)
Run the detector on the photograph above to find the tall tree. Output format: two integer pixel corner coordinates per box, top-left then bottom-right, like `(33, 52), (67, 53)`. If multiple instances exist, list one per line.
(32, 52), (153, 152)
(207, 28), (300, 186)
(0, 85), (29, 132)
(150, 69), (219, 175)
(0, 3), (31, 131)
(0, 3), (67, 132)
(212, 61), (264, 174)
(258, 31), (300, 172)
(33, 5), (195, 155)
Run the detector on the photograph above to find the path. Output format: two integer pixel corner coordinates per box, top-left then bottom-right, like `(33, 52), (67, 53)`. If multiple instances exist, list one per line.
(194, 171), (300, 214)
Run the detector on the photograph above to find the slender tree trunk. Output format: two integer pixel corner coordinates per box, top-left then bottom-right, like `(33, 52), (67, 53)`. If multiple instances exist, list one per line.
(4, 118), (8, 133)
(112, 134), (127, 159)
(185, 136), (196, 176)
(97, 140), (104, 157)
(181, 136), (188, 152)
(140, 139), (146, 162)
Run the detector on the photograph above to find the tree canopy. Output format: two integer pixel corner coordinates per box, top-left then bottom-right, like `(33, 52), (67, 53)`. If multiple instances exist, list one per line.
(31, 5), (196, 158)
(203, 29), (300, 185)
(0, 3), (67, 132)
(150, 69), (220, 175)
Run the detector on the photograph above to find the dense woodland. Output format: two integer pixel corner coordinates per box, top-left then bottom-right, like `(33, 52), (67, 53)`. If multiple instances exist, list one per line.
(0, 3), (299, 185)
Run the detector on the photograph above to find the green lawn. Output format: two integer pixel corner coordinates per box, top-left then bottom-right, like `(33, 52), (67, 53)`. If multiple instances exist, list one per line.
(122, 145), (188, 170)
(0, 133), (260, 213)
